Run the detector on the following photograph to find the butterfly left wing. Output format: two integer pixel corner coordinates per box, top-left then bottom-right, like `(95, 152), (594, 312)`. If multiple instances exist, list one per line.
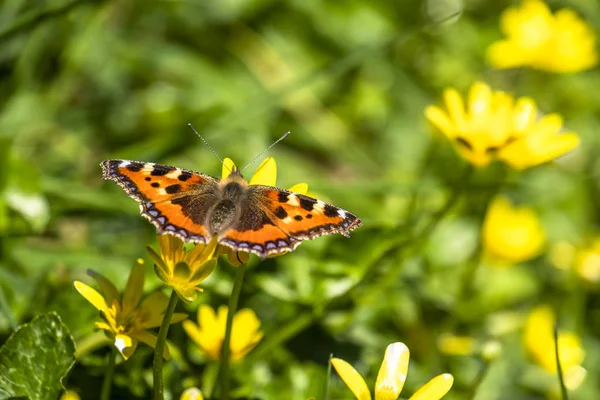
(101, 159), (219, 243)
(218, 185), (362, 257)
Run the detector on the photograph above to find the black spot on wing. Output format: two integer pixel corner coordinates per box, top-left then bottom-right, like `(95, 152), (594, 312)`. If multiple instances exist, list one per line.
(297, 194), (317, 211)
(126, 162), (144, 172)
(150, 165), (176, 176)
(165, 184), (181, 194)
(294, 215), (303, 221)
(178, 171), (192, 181)
(151, 182), (160, 188)
(274, 206), (288, 219)
(323, 204), (339, 217)
(277, 191), (289, 203)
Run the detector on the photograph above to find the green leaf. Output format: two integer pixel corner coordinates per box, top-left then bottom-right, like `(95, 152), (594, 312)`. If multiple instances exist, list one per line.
(0, 312), (76, 400)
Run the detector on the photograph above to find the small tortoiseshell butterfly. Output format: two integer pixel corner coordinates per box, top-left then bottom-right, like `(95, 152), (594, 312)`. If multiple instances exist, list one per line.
(101, 160), (362, 258)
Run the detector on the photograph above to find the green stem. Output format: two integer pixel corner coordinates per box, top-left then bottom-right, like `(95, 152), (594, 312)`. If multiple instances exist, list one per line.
(100, 346), (117, 400)
(554, 323), (569, 400)
(218, 262), (247, 400)
(152, 289), (179, 400)
(323, 353), (333, 400)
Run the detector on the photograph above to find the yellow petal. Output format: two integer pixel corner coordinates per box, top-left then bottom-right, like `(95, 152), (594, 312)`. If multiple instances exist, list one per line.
(94, 321), (113, 331)
(512, 97), (537, 134)
(180, 387), (204, 400)
(225, 249), (250, 266)
(486, 41), (524, 69)
(122, 259), (145, 315)
(138, 291), (170, 328)
(170, 313), (189, 324)
(375, 342), (410, 400)
(467, 81), (492, 124)
(114, 333), (137, 360)
(524, 305), (555, 370)
(60, 390), (81, 400)
(424, 105), (455, 139)
(443, 88), (465, 130)
(189, 235), (219, 267)
(86, 270), (119, 308)
(198, 304), (218, 329)
(230, 308), (263, 360)
(222, 158), (237, 179)
(438, 335), (477, 356)
(175, 286), (201, 303)
(408, 373), (454, 400)
(288, 182), (309, 195)
(74, 281), (109, 313)
(331, 357), (371, 400)
(189, 259), (218, 285)
(183, 319), (221, 360)
(557, 332), (585, 370)
(482, 196), (545, 263)
(564, 365), (587, 391)
(249, 157), (277, 186)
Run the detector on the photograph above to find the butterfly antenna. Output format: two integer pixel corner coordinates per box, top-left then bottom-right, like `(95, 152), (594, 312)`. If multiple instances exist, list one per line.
(241, 132), (290, 172)
(188, 124), (228, 169)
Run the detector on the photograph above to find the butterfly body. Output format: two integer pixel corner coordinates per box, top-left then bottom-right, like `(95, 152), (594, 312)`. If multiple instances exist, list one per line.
(101, 159), (361, 258)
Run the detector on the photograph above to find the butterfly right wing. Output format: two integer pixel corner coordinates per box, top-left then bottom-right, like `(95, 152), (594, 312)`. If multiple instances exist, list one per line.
(101, 160), (219, 243)
(218, 185), (361, 257)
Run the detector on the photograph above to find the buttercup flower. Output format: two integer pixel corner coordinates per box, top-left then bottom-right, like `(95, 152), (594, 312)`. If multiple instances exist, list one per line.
(487, 0), (598, 73)
(524, 305), (586, 391)
(74, 259), (187, 359)
(438, 334), (502, 360)
(424, 81), (580, 169)
(551, 239), (600, 283)
(219, 157), (309, 265)
(183, 304), (263, 362)
(180, 387), (204, 400)
(482, 196), (546, 264)
(147, 234), (218, 302)
(59, 391), (81, 400)
(331, 342), (454, 400)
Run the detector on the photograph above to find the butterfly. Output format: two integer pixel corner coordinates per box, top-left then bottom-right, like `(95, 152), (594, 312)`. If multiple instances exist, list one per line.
(101, 159), (362, 258)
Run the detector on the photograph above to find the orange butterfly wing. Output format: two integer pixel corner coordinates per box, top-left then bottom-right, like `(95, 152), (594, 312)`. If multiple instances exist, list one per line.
(218, 186), (361, 257)
(101, 159), (218, 243)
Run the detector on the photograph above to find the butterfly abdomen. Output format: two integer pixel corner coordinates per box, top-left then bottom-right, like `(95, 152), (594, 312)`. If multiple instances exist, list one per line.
(208, 178), (248, 235)
(209, 200), (237, 234)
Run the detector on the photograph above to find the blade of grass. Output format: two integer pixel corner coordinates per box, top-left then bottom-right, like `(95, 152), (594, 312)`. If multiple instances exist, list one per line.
(554, 323), (569, 400)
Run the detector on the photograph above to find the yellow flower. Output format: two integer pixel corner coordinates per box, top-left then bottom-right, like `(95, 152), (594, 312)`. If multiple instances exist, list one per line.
(219, 157), (309, 265)
(437, 334), (477, 356)
(482, 196), (546, 264)
(59, 391), (81, 400)
(183, 304), (263, 362)
(524, 305), (586, 391)
(180, 387), (204, 400)
(551, 238), (600, 283)
(331, 342), (454, 400)
(147, 234), (218, 302)
(487, 0), (598, 73)
(437, 334), (502, 361)
(74, 259), (187, 360)
(424, 81), (580, 169)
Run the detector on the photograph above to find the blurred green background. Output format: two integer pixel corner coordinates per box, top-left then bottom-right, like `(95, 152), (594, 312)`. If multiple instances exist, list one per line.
(1, 0), (600, 399)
